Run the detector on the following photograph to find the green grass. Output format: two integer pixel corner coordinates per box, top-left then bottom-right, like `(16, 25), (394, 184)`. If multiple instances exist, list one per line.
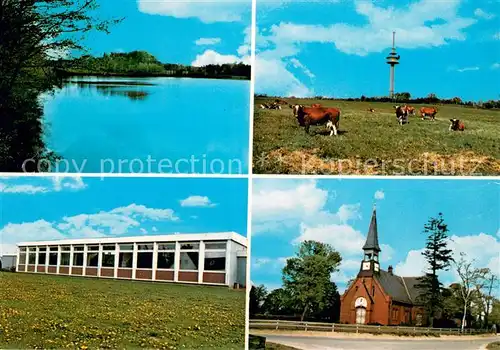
(253, 98), (500, 175)
(0, 272), (245, 349)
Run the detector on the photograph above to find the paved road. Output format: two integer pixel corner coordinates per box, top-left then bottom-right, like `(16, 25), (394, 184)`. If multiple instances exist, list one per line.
(263, 334), (500, 350)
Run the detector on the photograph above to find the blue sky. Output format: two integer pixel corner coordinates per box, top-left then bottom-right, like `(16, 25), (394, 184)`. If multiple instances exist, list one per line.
(255, 0), (500, 101)
(251, 178), (500, 292)
(0, 176), (248, 255)
(72, 0), (251, 66)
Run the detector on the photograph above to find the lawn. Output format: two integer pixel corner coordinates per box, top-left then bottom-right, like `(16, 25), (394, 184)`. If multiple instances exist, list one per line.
(253, 98), (500, 175)
(0, 272), (245, 349)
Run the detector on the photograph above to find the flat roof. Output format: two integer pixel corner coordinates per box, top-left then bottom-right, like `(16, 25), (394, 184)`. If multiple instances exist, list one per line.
(17, 232), (247, 248)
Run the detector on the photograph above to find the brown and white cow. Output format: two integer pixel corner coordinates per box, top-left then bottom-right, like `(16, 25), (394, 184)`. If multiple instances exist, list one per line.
(367, 108), (375, 113)
(296, 106), (341, 136)
(420, 106), (438, 121)
(449, 118), (465, 131)
(394, 105), (409, 125)
(290, 104), (304, 117)
(405, 105), (416, 116)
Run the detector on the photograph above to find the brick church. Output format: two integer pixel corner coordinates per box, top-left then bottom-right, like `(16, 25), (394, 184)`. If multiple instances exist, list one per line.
(340, 206), (426, 326)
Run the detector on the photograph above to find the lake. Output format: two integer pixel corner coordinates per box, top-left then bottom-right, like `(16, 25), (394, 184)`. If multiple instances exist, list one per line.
(42, 77), (250, 174)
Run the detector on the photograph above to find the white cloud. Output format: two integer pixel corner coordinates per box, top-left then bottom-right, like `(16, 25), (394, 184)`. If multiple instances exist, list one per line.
(374, 190), (385, 200)
(0, 176), (86, 194)
(456, 66), (480, 72)
(180, 195), (217, 208)
(195, 37), (221, 46)
(289, 58), (315, 79)
(191, 26), (251, 67)
(0, 204), (180, 254)
(491, 63), (500, 70)
(152, 226), (158, 232)
(0, 183), (48, 194)
(474, 8), (495, 20)
(192, 50), (250, 67)
(395, 232), (500, 282)
(137, 0), (249, 23)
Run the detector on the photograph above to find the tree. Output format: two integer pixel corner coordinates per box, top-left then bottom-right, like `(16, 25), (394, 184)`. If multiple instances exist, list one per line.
(453, 253), (489, 331)
(0, 0), (121, 171)
(282, 240), (342, 321)
(261, 288), (296, 316)
(416, 213), (454, 326)
(249, 285), (268, 317)
(476, 272), (499, 328)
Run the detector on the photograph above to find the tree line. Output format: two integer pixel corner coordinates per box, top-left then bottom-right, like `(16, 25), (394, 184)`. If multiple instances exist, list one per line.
(256, 92), (500, 110)
(250, 214), (499, 330)
(56, 51), (251, 80)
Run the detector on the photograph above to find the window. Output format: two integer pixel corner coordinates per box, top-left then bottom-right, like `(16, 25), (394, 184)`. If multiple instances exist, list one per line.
(205, 242), (226, 250)
(119, 252), (133, 268)
(61, 246), (70, 252)
(119, 244), (134, 251)
(73, 252), (84, 266)
(137, 252), (153, 269)
(20, 247), (26, 253)
(60, 253), (70, 266)
(158, 243), (175, 250)
(49, 246), (58, 252)
(416, 313), (423, 326)
(204, 251), (225, 271)
(19, 253), (26, 265)
(49, 252), (58, 266)
(74, 246), (84, 252)
(38, 251), (47, 265)
(180, 242), (199, 250)
(101, 251), (115, 267)
(87, 252), (98, 267)
(102, 244), (115, 251)
(157, 252), (175, 269)
(38, 247), (47, 252)
(371, 286), (375, 297)
(28, 251), (36, 265)
(88, 245), (99, 251)
(180, 252), (199, 270)
(138, 244), (153, 250)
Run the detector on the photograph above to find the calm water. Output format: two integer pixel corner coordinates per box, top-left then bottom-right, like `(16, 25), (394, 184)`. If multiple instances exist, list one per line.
(42, 77), (250, 174)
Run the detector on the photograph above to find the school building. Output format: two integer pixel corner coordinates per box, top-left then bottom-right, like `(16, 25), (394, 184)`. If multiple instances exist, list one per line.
(16, 232), (247, 288)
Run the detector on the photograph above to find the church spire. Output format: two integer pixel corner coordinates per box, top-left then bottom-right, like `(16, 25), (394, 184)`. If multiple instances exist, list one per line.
(362, 205), (381, 252)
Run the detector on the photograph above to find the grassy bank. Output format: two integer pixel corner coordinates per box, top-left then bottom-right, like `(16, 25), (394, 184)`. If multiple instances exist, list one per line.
(0, 272), (245, 349)
(253, 98), (500, 175)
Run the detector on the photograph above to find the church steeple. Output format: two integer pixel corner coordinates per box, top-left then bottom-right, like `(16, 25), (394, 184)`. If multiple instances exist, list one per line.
(359, 205), (381, 276)
(363, 204), (381, 252)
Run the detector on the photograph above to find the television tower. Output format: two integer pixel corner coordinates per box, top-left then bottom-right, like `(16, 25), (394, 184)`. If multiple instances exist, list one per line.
(386, 31), (400, 99)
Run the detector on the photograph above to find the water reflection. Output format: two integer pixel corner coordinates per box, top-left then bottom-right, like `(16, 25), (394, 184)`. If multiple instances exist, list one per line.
(69, 82), (150, 101)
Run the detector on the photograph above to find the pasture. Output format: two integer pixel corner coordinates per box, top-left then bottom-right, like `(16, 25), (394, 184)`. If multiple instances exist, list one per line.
(253, 98), (500, 175)
(0, 272), (245, 349)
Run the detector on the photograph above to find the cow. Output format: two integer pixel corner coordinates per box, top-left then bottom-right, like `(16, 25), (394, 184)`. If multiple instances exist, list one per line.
(405, 105), (416, 116)
(420, 106), (438, 121)
(449, 118), (465, 131)
(311, 103), (322, 108)
(290, 104), (304, 117)
(394, 105), (409, 125)
(296, 106), (341, 136)
(367, 108), (375, 113)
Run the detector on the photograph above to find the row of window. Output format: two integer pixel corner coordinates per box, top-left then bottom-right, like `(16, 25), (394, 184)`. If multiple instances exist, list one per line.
(19, 241), (226, 253)
(19, 250), (226, 271)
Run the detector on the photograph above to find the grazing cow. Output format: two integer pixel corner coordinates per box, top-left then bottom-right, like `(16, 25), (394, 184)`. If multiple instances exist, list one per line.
(394, 105), (409, 125)
(311, 103), (322, 108)
(296, 106), (341, 136)
(275, 98), (288, 105)
(290, 104), (304, 117)
(367, 108), (375, 113)
(449, 118), (465, 131)
(420, 106), (438, 121)
(405, 105), (416, 116)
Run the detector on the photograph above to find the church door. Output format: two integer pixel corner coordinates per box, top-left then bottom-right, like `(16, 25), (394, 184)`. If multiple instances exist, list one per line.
(355, 307), (366, 324)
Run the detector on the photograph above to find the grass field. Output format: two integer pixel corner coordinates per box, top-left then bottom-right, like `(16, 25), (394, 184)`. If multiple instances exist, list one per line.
(253, 98), (500, 175)
(0, 272), (245, 349)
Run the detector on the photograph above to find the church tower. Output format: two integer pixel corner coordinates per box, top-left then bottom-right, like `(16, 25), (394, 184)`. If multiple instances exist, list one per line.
(358, 205), (381, 277)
